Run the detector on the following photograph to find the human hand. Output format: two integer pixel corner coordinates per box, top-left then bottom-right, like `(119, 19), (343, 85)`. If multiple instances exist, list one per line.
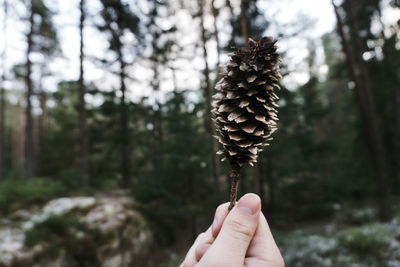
(181, 193), (284, 267)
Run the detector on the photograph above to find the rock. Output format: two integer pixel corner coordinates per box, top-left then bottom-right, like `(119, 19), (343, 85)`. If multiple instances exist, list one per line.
(280, 218), (400, 266)
(22, 197), (96, 230)
(0, 193), (151, 267)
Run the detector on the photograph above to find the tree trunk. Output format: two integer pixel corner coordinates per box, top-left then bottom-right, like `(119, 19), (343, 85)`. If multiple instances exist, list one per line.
(332, 0), (391, 221)
(0, 82), (4, 182)
(24, 0), (35, 179)
(265, 155), (275, 208)
(211, 0), (221, 76)
(199, 0), (220, 196)
(151, 62), (164, 172)
(38, 89), (47, 173)
(257, 155), (265, 206)
(239, 0), (249, 46)
(225, 0), (236, 47)
(78, 0), (90, 186)
(0, 0), (7, 181)
(395, 73), (400, 193)
(117, 44), (130, 186)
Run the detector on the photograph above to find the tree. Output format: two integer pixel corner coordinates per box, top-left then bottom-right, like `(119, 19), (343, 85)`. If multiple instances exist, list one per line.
(23, 0), (58, 179)
(332, 0), (392, 220)
(24, 0), (34, 179)
(98, 0), (140, 186)
(77, 0), (90, 186)
(198, 0), (220, 194)
(0, 0), (8, 181)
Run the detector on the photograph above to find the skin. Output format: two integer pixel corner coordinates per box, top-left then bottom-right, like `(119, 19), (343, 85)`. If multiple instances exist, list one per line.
(181, 193), (285, 267)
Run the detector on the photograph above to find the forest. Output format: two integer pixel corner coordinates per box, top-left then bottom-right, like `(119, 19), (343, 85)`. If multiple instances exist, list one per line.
(0, 0), (399, 266)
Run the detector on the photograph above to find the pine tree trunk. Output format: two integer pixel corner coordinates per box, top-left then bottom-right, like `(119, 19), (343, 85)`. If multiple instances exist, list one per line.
(211, 0), (221, 76)
(225, 0), (236, 47)
(332, 0), (391, 221)
(0, 85), (4, 181)
(151, 63), (164, 172)
(395, 77), (400, 192)
(38, 89), (47, 174)
(265, 155), (275, 209)
(199, 0), (220, 195)
(24, 0), (35, 180)
(257, 156), (265, 205)
(78, 0), (90, 186)
(117, 45), (130, 186)
(0, 0), (7, 181)
(239, 0), (249, 46)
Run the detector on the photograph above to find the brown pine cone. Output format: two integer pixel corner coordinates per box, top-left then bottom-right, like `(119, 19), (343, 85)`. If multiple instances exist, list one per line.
(212, 37), (282, 169)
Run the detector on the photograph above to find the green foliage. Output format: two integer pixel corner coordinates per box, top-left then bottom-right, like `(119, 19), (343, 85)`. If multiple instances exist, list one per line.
(98, 0), (141, 51)
(0, 178), (65, 213)
(132, 91), (217, 244)
(25, 213), (106, 266)
(31, 0), (59, 54)
(339, 223), (391, 258)
(25, 214), (81, 247)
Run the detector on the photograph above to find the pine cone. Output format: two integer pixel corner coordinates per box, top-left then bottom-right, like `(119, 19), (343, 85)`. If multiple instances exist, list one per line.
(212, 37), (282, 169)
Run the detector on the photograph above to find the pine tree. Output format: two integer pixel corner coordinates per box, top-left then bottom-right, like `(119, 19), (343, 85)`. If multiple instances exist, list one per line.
(332, 0), (392, 220)
(0, 0), (8, 181)
(23, 0), (58, 179)
(197, 0), (221, 195)
(98, 0), (140, 186)
(78, 0), (90, 186)
(24, 0), (34, 179)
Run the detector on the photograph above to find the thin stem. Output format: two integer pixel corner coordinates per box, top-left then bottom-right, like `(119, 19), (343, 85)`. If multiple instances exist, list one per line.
(228, 166), (241, 211)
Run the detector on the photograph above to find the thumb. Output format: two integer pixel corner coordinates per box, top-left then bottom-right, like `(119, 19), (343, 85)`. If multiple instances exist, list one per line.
(199, 193), (261, 266)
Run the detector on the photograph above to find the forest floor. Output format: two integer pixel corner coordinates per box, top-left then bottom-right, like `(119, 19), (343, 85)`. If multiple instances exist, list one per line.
(0, 185), (399, 267)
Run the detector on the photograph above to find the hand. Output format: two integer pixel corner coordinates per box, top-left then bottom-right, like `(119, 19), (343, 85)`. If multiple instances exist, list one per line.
(181, 193), (284, 267)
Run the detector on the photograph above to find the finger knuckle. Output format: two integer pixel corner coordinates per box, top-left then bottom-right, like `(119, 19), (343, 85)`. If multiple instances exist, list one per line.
(226, 218), (253, 241)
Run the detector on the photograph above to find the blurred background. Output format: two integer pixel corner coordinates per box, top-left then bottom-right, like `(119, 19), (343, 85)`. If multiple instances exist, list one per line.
(0, 0), (399, 266)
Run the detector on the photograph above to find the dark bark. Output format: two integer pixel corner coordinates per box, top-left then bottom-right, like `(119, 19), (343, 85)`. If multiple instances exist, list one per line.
(225, 0), (236, 47)
(24, 0), (35, 179)
(211, 0), (221, 76)
(117, 39), (130, 187)
(395, 71), (400, 192)
(332, 0), (391, 220)
(239, 0), (249, 46)
(257, 155), (265, 205)
(0, 82), (4, 181)
(78, 0), (90, 186)
(151, 63), (164, 171)
(0, 0), (7, 181)
(199, 0), (220, 195)
(38, 90), (47, 161)
(265, 155), (275, 209)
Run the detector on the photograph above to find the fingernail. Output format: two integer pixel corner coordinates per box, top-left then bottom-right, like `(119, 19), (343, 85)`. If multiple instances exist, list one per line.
(237, 194), (261, 215)
(212, 216), (218, 235)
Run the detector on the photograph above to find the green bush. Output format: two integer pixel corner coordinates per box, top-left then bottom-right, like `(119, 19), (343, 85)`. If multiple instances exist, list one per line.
(338, 224), (391, 258)
(0, 178), (66, 213)
(25, 214), (104, 266)
(25, 214), (81, 247)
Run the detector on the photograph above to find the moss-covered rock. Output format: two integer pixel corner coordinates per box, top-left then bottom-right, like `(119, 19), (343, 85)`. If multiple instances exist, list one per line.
(0, 192), (152, 267)
(280, 218), (400, 267)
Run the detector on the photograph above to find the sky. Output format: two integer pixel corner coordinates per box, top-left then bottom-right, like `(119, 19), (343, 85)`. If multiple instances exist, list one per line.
(0, 0), (397, 106)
